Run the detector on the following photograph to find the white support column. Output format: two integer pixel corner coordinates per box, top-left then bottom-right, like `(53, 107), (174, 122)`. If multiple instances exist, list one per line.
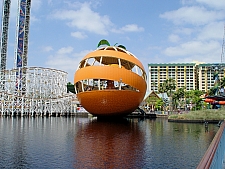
(21, 97), (24, 116)
(98, 79), (100, 90)
(118, 59), (121, 68)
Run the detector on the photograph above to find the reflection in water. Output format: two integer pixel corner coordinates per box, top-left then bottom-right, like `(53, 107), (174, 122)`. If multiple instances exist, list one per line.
(140, 118), (217, 168)
(0, 117), (28, 168)
(0, 117), (219, 169)
(74, 118), (144, 168)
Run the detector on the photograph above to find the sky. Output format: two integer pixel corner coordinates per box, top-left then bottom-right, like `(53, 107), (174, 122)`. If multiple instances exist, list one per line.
(1, 0), (225, 82)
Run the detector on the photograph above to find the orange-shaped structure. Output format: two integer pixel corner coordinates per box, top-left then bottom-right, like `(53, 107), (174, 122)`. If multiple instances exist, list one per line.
(74, 43), (147, 116)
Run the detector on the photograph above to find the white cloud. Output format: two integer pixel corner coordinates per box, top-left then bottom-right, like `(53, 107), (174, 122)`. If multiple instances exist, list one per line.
(175, 27), (194, 35)
(180, 0), (196, 5)
(42, 46), (53, 52)
(71, 31), (87, 39)
(31, 0), (42, 11)
(45, 47), (92, 82)
(51, 2), (113, 35)
(48, 0), (52, 5)
(170, 50), (221, 63)
(160, 6), (225, 26)
(30, 15), (39, 23)
(57, 46), (74, 55)
(197, 22), (224, 40)
(111, 24), (144, 34)
(196, 0), (225, 9)
(168, 34), (180, 43)
(163, 40), (220, 57)
(147, 45), (161, 51)
(159, 1), (225, 65)
(120, 24), (144, 32)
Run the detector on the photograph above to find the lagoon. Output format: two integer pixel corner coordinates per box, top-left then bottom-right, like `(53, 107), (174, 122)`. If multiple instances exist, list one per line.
(0, 116), (218, 168)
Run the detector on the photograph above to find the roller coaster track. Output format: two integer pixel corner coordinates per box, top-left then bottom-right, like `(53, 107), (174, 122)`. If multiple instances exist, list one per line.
(15, 0), (31, 68)
(221, 24), (225, 63)
(0, 0), (11, 71)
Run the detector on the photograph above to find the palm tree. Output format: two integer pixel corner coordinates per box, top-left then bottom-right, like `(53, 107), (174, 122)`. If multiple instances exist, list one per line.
(172, 87), (185, 110)
(208, 87), (217, 96)
(165, 78), (176, 97)
(186, 90), (204, 110)
(220, 77), (225, 87)
(159, 78), (176, 112)
(158, 83), (167, 94)
(155, 99), (164, 111)
(158, 82), (170, 112)
(219, 77), (225, 95)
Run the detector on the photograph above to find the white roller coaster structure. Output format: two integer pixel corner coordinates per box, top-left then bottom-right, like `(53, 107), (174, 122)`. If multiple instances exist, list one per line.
(0, 67), (76, 116)
(0, 1), (77, 116)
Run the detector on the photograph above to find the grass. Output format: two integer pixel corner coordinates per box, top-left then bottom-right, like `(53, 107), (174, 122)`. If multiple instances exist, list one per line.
(168, 109), (225, 120)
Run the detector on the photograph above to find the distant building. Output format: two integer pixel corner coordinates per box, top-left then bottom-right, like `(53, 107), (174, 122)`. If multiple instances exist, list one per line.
(140, 91), (169, 112)
(148, 63), (196, 91)
(148, 63), (225, 93)
(198, 63), (225, 92)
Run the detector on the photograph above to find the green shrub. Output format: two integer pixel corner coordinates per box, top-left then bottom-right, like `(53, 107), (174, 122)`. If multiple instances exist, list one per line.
(168, 109), (225, 120)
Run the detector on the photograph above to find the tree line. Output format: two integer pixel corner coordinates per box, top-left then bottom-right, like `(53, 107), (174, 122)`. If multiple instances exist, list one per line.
(152, 77), (225, 111)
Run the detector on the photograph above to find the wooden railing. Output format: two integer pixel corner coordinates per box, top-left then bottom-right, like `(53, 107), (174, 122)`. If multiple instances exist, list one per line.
(197, 120), (225, 169)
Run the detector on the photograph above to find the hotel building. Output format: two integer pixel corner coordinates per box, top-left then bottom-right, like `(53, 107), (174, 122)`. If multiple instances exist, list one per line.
(148, 63), (225, 92)
(198, 63), (225, 92)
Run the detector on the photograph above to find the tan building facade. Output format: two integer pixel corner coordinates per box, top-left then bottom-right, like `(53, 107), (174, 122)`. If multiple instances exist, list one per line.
(148, 63), (225, 93)
(198, 63), (225, 92)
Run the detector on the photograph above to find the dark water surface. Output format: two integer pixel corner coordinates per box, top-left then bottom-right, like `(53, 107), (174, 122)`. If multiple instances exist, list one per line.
(0, 116), (218, 169)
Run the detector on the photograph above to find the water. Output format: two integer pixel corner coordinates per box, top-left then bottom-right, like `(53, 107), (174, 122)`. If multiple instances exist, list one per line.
(0, 116), (218, 169)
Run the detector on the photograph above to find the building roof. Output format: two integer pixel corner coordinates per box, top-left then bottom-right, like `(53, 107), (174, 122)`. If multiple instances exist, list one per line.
(144, 90), (168, 100)
(157, 92), (169, 99)
(148, 63), (196, 66)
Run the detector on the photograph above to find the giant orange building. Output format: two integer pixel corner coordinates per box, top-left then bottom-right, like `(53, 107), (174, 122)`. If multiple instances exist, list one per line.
(74, 40), (147, 116)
